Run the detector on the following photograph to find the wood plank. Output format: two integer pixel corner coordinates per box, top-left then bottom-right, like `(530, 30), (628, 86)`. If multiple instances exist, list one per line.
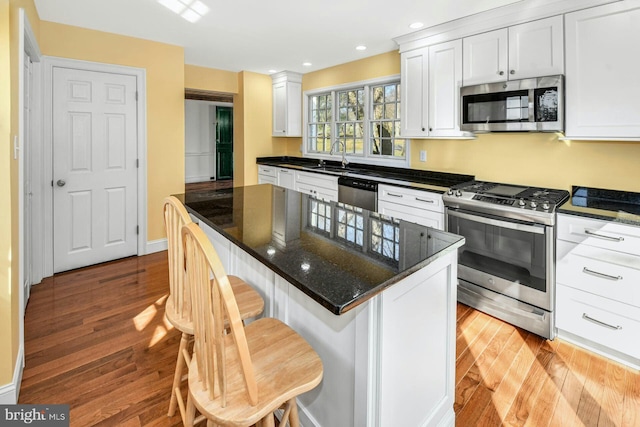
(575, 354), (607, 426)
(598, 361), (627, 427)
(623, 366), (640, 427)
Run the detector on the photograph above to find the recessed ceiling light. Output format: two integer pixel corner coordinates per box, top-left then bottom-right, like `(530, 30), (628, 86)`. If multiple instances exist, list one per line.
(409, 22), (424, 29)
(356, 45), (367, 51)
(268, 69), (277, 74)
(302, 62), (312, 67)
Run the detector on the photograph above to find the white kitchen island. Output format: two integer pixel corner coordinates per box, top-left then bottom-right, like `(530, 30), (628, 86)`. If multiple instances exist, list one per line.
(179, 184), (464, 427)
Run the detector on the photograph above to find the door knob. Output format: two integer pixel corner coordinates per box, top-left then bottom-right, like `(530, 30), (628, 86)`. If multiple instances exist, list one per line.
(56, 179), (66, 187)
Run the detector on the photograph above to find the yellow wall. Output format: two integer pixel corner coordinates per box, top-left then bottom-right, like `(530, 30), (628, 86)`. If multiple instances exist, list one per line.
(184, 64), (238, 94)
(39, 21), (185, 241)
(1, 0), (41, 389)
(235, 71), (279, 186)
(411, 134), (640, 193)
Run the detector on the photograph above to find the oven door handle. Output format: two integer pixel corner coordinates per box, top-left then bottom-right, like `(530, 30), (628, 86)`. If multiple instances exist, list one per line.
(447, 209), (545, 235)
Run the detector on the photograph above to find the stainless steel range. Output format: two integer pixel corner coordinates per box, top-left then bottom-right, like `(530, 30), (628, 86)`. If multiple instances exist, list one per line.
(443, 180), (569, 339)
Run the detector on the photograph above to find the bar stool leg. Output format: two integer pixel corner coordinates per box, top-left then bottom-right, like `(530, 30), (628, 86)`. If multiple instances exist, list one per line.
(168, 332), (189, 416)
(288, 398), (300, 427)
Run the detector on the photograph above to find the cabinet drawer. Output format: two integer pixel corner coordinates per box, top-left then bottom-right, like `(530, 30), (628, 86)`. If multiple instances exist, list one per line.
(295, 171), (338, 191)
(378, 185), (444, 213)
(378, 200), (443, 230)
(557, 214), (640, 255)
(556, 285), (640, 359)
(257, 165), (276, 177)
(296, 182), (337, 202)
(556, 240), (640, 307)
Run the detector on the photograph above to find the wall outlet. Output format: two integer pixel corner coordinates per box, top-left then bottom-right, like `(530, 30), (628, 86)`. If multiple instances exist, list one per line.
(419, 150), (427, 162)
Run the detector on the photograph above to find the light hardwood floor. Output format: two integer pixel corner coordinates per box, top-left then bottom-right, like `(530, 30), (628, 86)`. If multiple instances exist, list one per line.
(19, 252), (640, 426)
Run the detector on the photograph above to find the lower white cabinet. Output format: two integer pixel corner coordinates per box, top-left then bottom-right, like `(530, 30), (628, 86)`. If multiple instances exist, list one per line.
(295, 170), (338, 202)
(556, 213), (640, 369)
(257, 165), (277, 185)
(378, 184), (444, 230)
(277, 168), (295, 190)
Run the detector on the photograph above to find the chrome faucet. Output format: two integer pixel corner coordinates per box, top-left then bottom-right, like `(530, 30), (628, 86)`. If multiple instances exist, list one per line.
(330, 140), (349, 169)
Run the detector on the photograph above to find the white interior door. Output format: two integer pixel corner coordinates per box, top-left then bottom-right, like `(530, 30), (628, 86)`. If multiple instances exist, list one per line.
(53, 67), (138, 273)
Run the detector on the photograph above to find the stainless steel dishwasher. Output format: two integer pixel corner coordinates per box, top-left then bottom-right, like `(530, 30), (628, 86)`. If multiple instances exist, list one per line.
(338, 176), (378, 211)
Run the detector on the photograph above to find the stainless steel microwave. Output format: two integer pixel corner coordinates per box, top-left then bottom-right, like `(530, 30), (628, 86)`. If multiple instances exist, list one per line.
(460, 75), (563, 132)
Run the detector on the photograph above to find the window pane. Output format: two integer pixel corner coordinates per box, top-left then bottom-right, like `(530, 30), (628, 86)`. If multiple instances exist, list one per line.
(384, 84), (396, 102)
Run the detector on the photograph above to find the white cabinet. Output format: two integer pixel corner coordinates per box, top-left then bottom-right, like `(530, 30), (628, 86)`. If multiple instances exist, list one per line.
(462, 15), (564, 85)
(276, 168), (295, 190)
(295, 171), (338, 202)
(257, 165), (277, 185)
(564, 1), (640, 140)
(556, 213), (640, 369)
(400, 46), (429, 138)
(378, 184), (444, 230)
(271, 71), (302, 137)
(400, 40), (467, 138)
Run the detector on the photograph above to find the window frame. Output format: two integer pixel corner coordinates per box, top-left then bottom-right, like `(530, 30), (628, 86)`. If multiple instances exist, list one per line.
(303, 74), (409, 168)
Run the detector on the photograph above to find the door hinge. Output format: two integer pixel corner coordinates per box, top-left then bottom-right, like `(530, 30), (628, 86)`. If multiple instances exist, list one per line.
(135, 91), (138, 101)
(51, 180), (53, 187)
(136, 159), (139, 168)
(136, 225), (139, 235)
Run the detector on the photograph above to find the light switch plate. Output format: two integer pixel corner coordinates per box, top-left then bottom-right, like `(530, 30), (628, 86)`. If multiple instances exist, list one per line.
(419, 150), (427, 162)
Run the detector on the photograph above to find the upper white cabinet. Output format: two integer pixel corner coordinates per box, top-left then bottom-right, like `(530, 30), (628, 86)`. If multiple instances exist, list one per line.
(271, 71), (302, 137)
(400, 46), (429, 138)
(400, 40), (467, 139)
(564, 1), (640, 140)
(462, 15), (564, 85)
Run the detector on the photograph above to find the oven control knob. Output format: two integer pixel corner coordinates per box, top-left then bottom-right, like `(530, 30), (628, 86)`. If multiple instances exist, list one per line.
(542, 202), (550, 210)
(455, 190), (463, 197)
(530, 201), (538, 209)
(518, 199), (526, 207)
(447, 189), (454, 196)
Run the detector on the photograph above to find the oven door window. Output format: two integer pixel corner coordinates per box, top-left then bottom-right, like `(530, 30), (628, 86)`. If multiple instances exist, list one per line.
(448, 212), (547, 292)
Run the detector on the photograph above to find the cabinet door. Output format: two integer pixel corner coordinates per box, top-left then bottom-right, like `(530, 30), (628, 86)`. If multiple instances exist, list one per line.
(428, 39), (463, 137)
(277, 168), (295, 189)
(508, 15), (563, 80)
(462, 28), (507, 86)
(378, 200), (443, 230)
(400, 46), (429, 138)
(272, 81), (287, 136)
(565, 1), (640, 139)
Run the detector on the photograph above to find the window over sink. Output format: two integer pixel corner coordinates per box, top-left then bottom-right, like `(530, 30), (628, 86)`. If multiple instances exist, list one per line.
(304, 76), (408, 167)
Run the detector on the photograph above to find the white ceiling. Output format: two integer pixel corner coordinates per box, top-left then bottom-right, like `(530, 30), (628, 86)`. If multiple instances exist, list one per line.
(34, 0), (522, 75)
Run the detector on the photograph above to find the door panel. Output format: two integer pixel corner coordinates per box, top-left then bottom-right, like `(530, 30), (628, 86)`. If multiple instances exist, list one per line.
(53, 67), (138, 273)
(216, 106), (233, 180)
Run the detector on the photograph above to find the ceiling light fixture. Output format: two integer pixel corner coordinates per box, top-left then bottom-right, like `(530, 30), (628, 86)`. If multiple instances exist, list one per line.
(409, 22), (424, 29)
(356, 45), (367, 51)
(302, 62), (312, 67)
(158, 0), (209, 23)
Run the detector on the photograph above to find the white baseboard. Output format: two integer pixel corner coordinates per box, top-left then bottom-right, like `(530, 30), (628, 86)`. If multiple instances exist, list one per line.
(0, 344), (24, 404)
(146, 238), (168, 254)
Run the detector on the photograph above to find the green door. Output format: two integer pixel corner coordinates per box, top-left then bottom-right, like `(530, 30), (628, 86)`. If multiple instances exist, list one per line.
(216, 106), (233, 180)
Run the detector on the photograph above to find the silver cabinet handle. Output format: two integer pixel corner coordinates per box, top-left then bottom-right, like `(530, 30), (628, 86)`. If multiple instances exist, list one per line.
(387, 192), (403, 198)
(415, 197), (435, 204)
(498, 71), (504, 76)
(584, 229), (624, 242)
(56, 179), (66, 187)
(510, 70), (515, 75)
(582, 313), (622, 330)
(582, 267), (622, 281)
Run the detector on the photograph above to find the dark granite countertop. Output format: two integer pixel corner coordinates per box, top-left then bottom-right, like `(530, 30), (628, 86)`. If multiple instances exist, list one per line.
(177, 184), (465, 315)
(257, 156), (474, 193)
(558, 186), (640, 227)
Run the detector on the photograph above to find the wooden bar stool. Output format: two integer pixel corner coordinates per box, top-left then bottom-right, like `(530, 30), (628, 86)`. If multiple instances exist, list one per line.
(181, 222), (323, 427)
(163, 196), (265, 423)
